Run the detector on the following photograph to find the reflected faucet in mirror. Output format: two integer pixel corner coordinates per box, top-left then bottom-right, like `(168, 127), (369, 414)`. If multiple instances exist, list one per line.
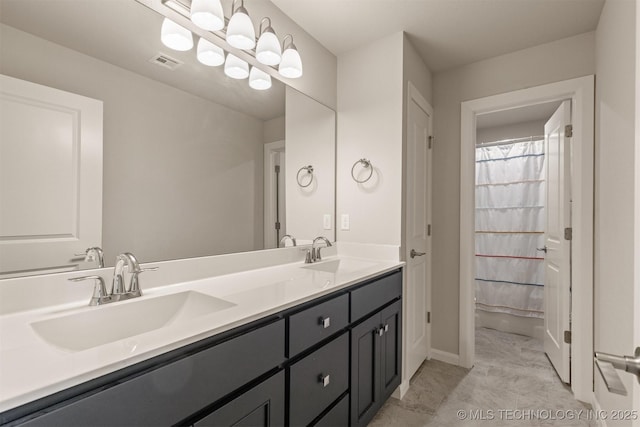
(279, 235), (297, 247)
(74, 247), (105, 269)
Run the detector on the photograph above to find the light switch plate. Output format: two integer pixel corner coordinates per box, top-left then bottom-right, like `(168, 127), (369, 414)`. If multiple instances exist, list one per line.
(323, 214), (332, 230)
(341, 214), (350, 231)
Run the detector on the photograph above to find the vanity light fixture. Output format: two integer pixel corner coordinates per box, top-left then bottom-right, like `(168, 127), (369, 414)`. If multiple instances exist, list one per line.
(255, 18), (282, 66)
(226, 0), (255, 50)
(197, 37), (225, 66)
(190, 0), (224, 31)
(160, 17), (193, 51)
(249, 66), (272, 90)
(224, 53), (249, 79)
(278, 34), (303, 79)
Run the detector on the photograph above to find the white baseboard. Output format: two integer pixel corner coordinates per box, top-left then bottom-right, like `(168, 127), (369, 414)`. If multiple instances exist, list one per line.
(392, 381), (410, 400)
(430, 349), (461, 366)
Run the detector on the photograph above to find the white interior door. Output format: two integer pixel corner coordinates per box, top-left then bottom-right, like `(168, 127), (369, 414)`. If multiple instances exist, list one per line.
(405, 84), (432, 380)
(543, 100), (571, 383)
(0, 75), (102, 276)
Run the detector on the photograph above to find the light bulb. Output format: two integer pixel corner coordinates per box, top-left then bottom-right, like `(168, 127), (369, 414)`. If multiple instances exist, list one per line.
(160, 18), (193, 51)
(249, 67), (272, 90)
(279, 47), (303, 78)
(197, 38), (225, 66)
(226, 2), (255, 50)
(190, 0), (225, 31)
(224, 54), (249, 79)
(256, 30), (281, 66)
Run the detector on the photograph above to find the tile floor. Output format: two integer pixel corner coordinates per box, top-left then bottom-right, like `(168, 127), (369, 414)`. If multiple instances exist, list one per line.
(370, 327), (595, 426)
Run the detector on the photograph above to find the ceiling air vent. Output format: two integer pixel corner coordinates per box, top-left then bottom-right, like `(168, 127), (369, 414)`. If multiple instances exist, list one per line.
(149, 53), (183, 71)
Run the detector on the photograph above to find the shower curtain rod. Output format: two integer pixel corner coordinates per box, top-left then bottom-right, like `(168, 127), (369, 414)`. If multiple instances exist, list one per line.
(477, 135), (544, 148)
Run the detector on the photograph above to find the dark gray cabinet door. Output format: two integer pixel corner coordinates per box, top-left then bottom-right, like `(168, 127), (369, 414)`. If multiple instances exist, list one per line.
(379, 300), (402, 400)
(194, 371), (285, 427)
(349, 314), (381, 427)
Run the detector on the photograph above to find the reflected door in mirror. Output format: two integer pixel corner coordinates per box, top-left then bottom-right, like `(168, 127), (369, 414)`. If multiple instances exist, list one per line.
(0, 75), (102, 276)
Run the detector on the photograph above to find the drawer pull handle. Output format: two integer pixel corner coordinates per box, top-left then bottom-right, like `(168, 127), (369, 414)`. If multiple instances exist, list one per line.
(319, 373), (330, 387)
(319, 317), (331, 329)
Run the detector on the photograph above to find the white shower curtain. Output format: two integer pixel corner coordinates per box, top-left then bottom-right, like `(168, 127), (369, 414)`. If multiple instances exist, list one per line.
(475, 139), (545, 318)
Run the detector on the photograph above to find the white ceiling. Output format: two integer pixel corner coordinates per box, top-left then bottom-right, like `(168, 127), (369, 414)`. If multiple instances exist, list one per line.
(271, 0), (605, 72)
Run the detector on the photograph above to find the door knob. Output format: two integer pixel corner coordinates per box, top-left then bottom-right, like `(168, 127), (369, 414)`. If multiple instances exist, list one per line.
(594, 347), (640, 395)
(410, 249), (426, 258)
(536, 246), (548, 253)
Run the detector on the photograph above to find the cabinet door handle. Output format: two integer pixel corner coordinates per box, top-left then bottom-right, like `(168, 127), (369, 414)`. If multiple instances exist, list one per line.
(319, 373), (330, 387)
(319, 317), (331, 329)
(377, 327), (384, 337)
(384, 324), (389, 333)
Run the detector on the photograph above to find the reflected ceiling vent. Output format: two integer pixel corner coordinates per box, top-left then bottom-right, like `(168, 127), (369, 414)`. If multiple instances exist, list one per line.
(149, 53), (183, 70)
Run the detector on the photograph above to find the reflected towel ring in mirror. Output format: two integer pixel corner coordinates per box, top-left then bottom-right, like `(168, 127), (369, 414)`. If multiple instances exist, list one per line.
(296, 165), (314, 187)
(351, 158), (373, 183)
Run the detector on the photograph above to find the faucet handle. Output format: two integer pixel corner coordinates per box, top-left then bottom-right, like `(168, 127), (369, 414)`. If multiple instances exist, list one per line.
(69, 275), (111, 306)
(128, 266), (159, 297)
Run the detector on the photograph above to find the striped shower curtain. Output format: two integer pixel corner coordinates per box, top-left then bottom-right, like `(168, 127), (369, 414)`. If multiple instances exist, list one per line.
(475, 139), (545, 319)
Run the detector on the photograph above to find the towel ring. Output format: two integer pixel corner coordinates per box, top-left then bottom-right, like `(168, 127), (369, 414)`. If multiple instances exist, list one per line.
(351, 158), (373, 183)
(296, 165), (314, 188)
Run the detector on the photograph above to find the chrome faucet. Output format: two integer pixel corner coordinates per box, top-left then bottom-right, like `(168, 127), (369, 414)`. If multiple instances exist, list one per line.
(75, 247), (105, 268)
(69, 252), (157, 306)
(280, 234), (297, 247)
(307, 236), (332, 263)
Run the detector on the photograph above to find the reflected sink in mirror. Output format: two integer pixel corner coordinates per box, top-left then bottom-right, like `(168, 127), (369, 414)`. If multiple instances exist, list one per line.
(302, 259), (377, 275)
(30, 291), (235, 352)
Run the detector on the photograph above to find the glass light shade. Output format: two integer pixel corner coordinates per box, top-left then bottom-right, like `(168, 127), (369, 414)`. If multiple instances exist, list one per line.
(190, 0), (224, 31)
(249, 67), (272, 90)
(160, 18), (193, 51)
(197, 38), (225, 66)
(256, 31), (282, 66)
(224, 54), (249, 79)
(279, 47), (303, 78)
(226, 10), (255, 50)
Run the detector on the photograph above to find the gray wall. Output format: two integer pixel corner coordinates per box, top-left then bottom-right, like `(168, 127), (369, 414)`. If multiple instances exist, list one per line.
(431, 31), (596, 355)
(1, 24), (265, 265)
(476, 119), (545, 144)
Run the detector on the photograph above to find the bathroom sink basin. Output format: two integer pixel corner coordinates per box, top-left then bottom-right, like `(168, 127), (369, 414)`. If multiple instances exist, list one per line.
(31, 291), (235, 352)
(302, 259), (377, 274)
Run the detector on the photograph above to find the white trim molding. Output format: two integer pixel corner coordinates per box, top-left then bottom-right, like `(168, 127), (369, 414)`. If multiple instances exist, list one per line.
(430, 349), (461, 366)
(459, 76), (595, 402)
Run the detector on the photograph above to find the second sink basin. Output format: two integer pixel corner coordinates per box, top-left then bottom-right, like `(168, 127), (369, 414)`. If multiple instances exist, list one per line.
(31, 291), (236, 352)
(302, 258), (377, 275)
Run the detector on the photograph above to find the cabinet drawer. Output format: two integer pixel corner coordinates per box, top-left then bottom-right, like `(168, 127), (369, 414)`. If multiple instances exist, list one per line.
(350, 271), (401, 322)
(20, 320), (285, 426)
(289, 293), (349, 356)
(194, 371), (285, 427)
(312, 393), (349, 427)
(289, 333), (349, 426)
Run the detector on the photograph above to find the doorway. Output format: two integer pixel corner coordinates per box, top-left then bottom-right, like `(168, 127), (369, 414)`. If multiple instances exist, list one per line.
(459, 76), (594, 402)
(264, 140), (286, 249)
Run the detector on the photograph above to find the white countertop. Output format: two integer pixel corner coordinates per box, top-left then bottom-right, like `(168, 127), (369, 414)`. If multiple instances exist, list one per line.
(0, 254), (403, 413)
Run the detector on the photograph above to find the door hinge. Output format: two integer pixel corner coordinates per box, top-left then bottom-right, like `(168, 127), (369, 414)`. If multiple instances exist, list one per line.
(274, 165), (280, 173)
(427, 312), (431, 324)
(428, 136), (433, 149)
(564, 227), (572, 240)
(275, 222), (281, 230)
(565, 124), (573, 138)
(427, 224), (431, 236)
(564, 330), (572, 344)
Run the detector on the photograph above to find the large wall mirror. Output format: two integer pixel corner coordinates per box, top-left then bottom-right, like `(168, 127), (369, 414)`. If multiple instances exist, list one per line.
(0, 0), (336, 277)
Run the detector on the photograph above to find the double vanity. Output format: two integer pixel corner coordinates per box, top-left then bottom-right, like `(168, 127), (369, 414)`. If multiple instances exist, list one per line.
(0, 246), (404, 426)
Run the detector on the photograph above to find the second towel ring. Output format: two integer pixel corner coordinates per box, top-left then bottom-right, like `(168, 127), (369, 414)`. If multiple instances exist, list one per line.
(351, 158), (373, 183)
(296, 165), (314, 187)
